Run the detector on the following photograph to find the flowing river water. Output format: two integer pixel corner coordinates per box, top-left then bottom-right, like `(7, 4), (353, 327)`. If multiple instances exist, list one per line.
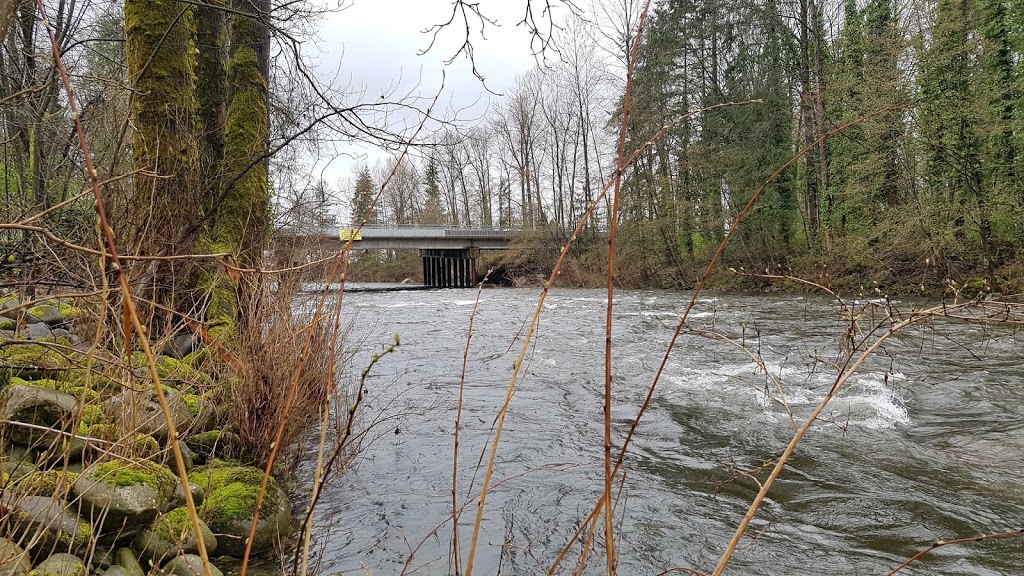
(299, 287), (1024, 575)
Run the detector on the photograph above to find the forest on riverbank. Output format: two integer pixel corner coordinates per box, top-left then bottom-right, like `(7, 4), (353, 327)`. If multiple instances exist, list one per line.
(344, 0), (1023, 296)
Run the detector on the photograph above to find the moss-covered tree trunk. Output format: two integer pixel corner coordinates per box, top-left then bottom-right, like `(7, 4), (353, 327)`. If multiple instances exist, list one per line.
(210, 0), (270, 326)
(195, 0), (228, 199)
(125, 0), (201, 324)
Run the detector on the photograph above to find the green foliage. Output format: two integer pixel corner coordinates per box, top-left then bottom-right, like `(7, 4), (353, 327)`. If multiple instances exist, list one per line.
(351, 166), (377, 225)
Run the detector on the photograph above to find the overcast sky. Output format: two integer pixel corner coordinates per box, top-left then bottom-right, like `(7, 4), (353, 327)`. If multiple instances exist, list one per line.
(309, 0), (575, 187)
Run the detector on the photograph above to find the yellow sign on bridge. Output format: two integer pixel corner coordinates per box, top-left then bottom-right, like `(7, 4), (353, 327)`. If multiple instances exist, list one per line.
(339, 229), (362, 241)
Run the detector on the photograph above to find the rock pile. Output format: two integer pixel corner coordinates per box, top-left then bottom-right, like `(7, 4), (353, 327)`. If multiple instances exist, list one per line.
(0, 293), (293, 576)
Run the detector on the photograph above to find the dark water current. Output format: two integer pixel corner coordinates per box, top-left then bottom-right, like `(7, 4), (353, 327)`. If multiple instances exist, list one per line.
(300, 287), (1024, 575)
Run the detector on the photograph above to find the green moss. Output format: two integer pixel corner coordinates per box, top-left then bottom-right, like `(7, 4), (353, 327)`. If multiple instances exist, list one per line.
(92, 459), (178, 498)
(125, 0), (202, 281)
(56, 520), (92, 551)
(12, 470), (79, 496)
(61, 368), (119, 393)
(27, 305), (55, 320)
(157, 506), (195, 539)
(182, 393), (203, 416)
(55, 303), (85, 319)
(81, 404), (104, 426)
(14, 377), (100, 404)
(84, 423), (121, 441)
(200, 481), (261, 523)
(131, 434), (160, 458)
(130, 352), (214, 389)
(0, 343), (76, 371)
(196, 464), (279, 525)
(0, 293), (17, 306)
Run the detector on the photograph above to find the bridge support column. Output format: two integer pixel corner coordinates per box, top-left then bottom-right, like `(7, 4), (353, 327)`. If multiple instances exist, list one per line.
(420, 248), (479, 288)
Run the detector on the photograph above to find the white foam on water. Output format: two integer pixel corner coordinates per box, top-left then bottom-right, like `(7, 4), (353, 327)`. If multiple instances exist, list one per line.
(664, 359), (910, 430)
(829, 373), (910, 429)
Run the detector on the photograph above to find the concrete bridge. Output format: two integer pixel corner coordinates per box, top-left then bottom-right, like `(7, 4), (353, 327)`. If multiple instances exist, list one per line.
(276, 224), (517, 288)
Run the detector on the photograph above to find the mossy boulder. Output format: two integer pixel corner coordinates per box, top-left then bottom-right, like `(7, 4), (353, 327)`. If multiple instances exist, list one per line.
(186, 431), (243, 462)
(103, 389), (191, 441)
(195, 465), (291, 557)
(9, 470), (79, 497)
(60, 369), (120, 395)
(131, 507), (217, 566)
(0, 384), (79, 446)
(130, 354), (214, 390)
(0, 494), (93, 556)
(71, 460), (178, 539)
(26, 306), (65, 327)
(30, 553), (86, 576)
(180, 394), (216, 431)
(0, 537), (31, 576)
(161, 555), (223, 576)
(54, 303), (84, 321)
(0, 343), (83, 381)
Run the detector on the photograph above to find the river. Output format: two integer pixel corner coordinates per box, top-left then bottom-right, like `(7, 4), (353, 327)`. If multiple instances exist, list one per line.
(300, 287), (1024, 575)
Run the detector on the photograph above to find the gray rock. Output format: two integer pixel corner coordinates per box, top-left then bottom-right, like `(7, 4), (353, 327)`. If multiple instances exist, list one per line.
(186, 431), (243, 462)
(99, 566), (130, 576)
(162, 334), (199, 360)
(71, 461), (175, 540)
(32, 553), (86, 576)
(29, 306), (65, 327)
(168, 481), (204, 509)
(91, 548), (115, 571)
(0, 384), (79, 445)
(113, 548), (144, 576)
(184, 396), (216, 433)
(50, 328), (75, 342)
(34, 437), (86, 468)
(18, 323), (54, 339)
(0, 318), (15, 331)
(1, 460), (39, 481)
(103, 389), (191, 441)
(0, 537), (31, 576)
(131, 508), (217, 566)
(161, 555), (222, 576)
(1, 444), (38, 480)
(1, 307), (40, 325)
(0, 329), (14, 340)
(0, 494), (92, 555)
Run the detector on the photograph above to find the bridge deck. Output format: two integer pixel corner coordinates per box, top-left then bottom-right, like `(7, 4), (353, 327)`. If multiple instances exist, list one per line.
(282, 224), (516, 250)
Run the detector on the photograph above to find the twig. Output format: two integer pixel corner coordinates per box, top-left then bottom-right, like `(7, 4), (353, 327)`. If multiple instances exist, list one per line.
(886, 529), (1024, 575)
(451, 270), (491, 575)
(603, 3), (653, 571)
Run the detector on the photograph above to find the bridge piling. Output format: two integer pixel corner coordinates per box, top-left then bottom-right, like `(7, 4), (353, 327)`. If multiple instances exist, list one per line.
(420, 248), (477, 288)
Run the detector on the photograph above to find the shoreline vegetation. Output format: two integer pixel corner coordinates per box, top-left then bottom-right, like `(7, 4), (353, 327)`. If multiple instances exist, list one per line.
(344, 227), (1019, 299)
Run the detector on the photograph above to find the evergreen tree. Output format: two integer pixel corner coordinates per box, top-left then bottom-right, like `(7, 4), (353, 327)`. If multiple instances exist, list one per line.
(351, 167), (377, 225)
(420, 158), (447, 225)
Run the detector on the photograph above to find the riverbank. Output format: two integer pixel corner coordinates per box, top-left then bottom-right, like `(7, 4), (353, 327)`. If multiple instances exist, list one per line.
(346, 243), (1024, 301)
(0, 293), (295, 576)
(345, 227), (1024, 299)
